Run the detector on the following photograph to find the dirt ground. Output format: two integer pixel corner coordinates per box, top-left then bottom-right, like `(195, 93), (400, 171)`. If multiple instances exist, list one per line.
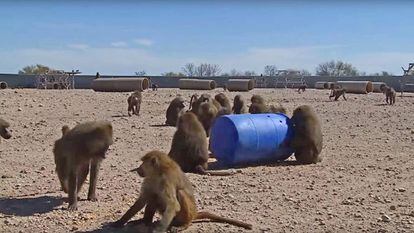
(0, 88), (413, 233)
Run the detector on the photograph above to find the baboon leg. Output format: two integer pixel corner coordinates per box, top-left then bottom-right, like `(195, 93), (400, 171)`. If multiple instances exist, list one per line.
(68, 170), (79, 211)
(343, 93), (347, 101)
(77, 164), (89, 193)
(128, 104), (132, 116)
(136, 103), (141, 115)
(87, 160), (100, 201)
(142, 201), (157, 225)
(334, 94), (340, 101)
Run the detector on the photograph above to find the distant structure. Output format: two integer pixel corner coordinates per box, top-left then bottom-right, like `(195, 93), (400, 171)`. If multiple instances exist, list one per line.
(36, 69), (81, 89)
(400, 63), (414, 96)
(273, 70), (305, 88)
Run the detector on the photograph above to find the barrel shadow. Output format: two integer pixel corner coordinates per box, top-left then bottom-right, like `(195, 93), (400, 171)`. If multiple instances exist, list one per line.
(0, 195), (63, 217)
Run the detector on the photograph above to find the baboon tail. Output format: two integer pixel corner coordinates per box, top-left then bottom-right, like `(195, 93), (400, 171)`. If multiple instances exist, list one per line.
(196, 211), (252, 229)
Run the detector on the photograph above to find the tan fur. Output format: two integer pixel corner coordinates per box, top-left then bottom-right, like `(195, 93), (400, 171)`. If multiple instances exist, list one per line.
(165, 96), (186, 126)
(214, 93), (232, 115)
(111, 151), (252, 232)
(329, 88), (347, 101)
(127, 91), (142, 116)
(53, 121), (113, 211)
(290, 105), (323, 164)
(232, 95), (248, 114)
(249, 95), (286, 114)
(380, 84), (396, 105)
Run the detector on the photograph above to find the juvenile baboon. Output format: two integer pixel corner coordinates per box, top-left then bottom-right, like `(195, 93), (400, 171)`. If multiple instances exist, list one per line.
(53, 121), (113, 211)
(169, 112), (234, 175)
(0, 118), (12, 142)
(249, 95), (286, 114)
(165, 96), (186, 126)
(329, 88), (347, 101)
(111, 151), (252, 232)
(214, 93), (232, 115)
(297, 83), (308, 93)
(380, 84), (396, 105)
(127, 91), (142, 116)
(290, 105), (323, 164)
(151, 83), (159, 91)
(232, 95), (248, 114)
(268, 104), (287, 114)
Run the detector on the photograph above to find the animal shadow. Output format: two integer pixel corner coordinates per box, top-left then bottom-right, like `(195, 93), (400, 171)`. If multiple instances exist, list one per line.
(78, 220), (153, 233)
(374, 103), (389, 106)
(0, 195), (63, 217)
(150, 124), (169, 128)
(111, 114), (129, 118)
(207, 158), (305, 170)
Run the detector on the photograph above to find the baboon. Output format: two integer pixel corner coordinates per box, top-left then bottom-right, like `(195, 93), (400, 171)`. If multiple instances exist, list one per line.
(169, 112), (234, 175)
(165, 96), (186, 126)
(151, 83), (159, 91)
(232, 95), (248, 114)
(127, 91), (142, 116)
(223, 84), (228, 91)
(290, 105), (323, 164)
(111, 151), (252, 232)
(198, 101), (218, 136)
(189, 93), (221, 114)
(53, 121), (113, 211)
(380, 84), (396, 105)
(249, 95), (286, 114)
(0, 118), (12, 142)
(214, 93), (232, 115)
(297, 83), (308, 93)
(329, 88), (347, 101)
(95, 72), (100, 79)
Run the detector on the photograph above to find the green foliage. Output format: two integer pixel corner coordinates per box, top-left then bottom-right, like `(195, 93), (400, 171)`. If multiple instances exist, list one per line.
(18, 64), (52, 75)
(315, 60), (360, 77)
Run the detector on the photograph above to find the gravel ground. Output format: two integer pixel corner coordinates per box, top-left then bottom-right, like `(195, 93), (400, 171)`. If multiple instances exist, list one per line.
(0, 88), (413, 233)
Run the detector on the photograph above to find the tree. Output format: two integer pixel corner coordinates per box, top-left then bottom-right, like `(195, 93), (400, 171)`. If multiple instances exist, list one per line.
(300, 69), (312, 76)
(243, 70), (257, 76)
(18, 64), (53, 74)
(135, 70), (146, 76)
(264, 65), (277, 76)
(315, 60), (359, 76)
(162, 72), (185, 77)
(182, 63), (196, 77)
(371, 71), (393, 76)
(203, 64), (222, 76)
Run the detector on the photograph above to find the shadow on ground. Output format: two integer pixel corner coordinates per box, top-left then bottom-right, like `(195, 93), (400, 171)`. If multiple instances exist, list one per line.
(0, 195), (63, 216)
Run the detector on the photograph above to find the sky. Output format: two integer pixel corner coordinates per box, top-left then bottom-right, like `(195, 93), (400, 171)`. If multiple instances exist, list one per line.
(0, 0), (413, 75)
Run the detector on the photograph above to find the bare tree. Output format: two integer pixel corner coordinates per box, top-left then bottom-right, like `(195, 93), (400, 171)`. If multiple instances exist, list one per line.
(371, 71), (393, 76)
(204, 64), (222, 76)
(315, 60), (359, 76)
(300, 69), (312, 76)
(264, 65), (277, 76)
(135, 70), (146, 76)
(182, 63), (196, 77)
(162, 71), (185, 77)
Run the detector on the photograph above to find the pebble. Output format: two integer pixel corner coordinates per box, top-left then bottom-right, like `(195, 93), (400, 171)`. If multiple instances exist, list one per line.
(380, 214), (391, 222)
(389, 205), (396, 210)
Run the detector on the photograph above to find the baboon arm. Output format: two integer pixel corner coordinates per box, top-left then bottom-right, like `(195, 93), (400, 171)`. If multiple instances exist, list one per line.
(67, 171), (78, 211)
(115, 196), (147, 226)
(87, 160), (100, 201)
(154, 199), (180, 232)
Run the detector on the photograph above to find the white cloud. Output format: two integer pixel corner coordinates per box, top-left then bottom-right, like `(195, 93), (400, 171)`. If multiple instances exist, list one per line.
(110, 41), (128, 47)
(67, 44), (89, 50)
(133, 38), (153, 47)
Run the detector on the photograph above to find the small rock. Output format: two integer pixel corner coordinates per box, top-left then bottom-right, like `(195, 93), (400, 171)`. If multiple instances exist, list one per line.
(17, 108), (22, 111)
(381, 214), (391, 222)
(390, 205), (396, 210)
(397, 188), (406, 192)
(40, 166), (46, 171)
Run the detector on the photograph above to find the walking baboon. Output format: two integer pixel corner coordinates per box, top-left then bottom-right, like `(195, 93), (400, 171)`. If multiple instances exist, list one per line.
(151, 83), (158, 91)
(380, 84), (396, 105)
(214, 93), (232, 115)
(169, 112), (234, 175)
(232, 95), (248, 114)
(53, 121), (113, 211)
(290, 105), (323, 164)
(127, 91), (142, 116)
(329, 88), (347, 101)
(165, 96), (186, 126)
(0, 118), (12, 142)
(111, 151), (252, 232)
(297, 83), (307, 93)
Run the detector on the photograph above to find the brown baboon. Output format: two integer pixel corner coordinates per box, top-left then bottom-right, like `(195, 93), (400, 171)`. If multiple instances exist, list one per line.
(127, 91), (142, 116)
(329, 88), (347, 101)
(53, 121), (113, 211)
(297, 83), (308, 93)
(268, 104), (287, 114)
(249, 95), (286, 114)
(223, 84), (228, 91)
(214, 93), (232, 115)
(169, 112), (234, 175)
(166, 96), (186, 126)
(151, 83), (158, 91)
(250, 94), (265, 105)
(290, 105), (323, 164)
(111, 151), (252, 232)
(198, 101), (219, 136)
(232, 95), (248, 114)
(0, 118), (12, 142)
(380, 84), (396, 105)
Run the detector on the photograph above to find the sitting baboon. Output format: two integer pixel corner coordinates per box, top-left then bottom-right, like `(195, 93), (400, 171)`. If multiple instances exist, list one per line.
(0, 118), (12, 142)
(329, 88), (347, 101)
(297, 83), (308, 93)
(232, 95), (248, 114)
(165, 96), (186, 126)
(249, 94), (286, 114)
(111, 151), (252, 231)
(189, 93), (221, 114)
(198, 101), (218, 137)
(290, 105), (322, 164)
(214, 93), (232, 116)
(53, 121), (113, 211)
(380, 84), (396, 105)
(169, 112), (234, 175)
(127, 91), (142, 116)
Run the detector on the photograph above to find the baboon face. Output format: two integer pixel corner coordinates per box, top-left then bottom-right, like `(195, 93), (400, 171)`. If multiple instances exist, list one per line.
(133, 151), (164, 177)
(251, 95), (265, 105)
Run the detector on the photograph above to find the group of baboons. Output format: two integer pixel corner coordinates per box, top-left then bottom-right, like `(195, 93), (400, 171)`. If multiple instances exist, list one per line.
(297, 82), (396, 104)
(0, 87), (325, 232)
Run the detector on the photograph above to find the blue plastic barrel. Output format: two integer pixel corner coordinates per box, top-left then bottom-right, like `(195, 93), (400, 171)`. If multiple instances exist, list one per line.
(210, 113), (294, 166)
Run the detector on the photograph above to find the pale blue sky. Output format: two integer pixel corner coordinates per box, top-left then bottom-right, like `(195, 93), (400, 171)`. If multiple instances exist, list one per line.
(0, 1), (413, 75)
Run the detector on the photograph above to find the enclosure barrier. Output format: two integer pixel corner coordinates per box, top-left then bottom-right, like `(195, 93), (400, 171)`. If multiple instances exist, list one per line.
(315, 81), (328, 89)
(0, 81), (7, 89)
(337, 81), (373, 94)
(91, 78), (149, 92)
(226, 79), (255, 91)
(178, 79), (216, 90)
(372, 82), (386, 93)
